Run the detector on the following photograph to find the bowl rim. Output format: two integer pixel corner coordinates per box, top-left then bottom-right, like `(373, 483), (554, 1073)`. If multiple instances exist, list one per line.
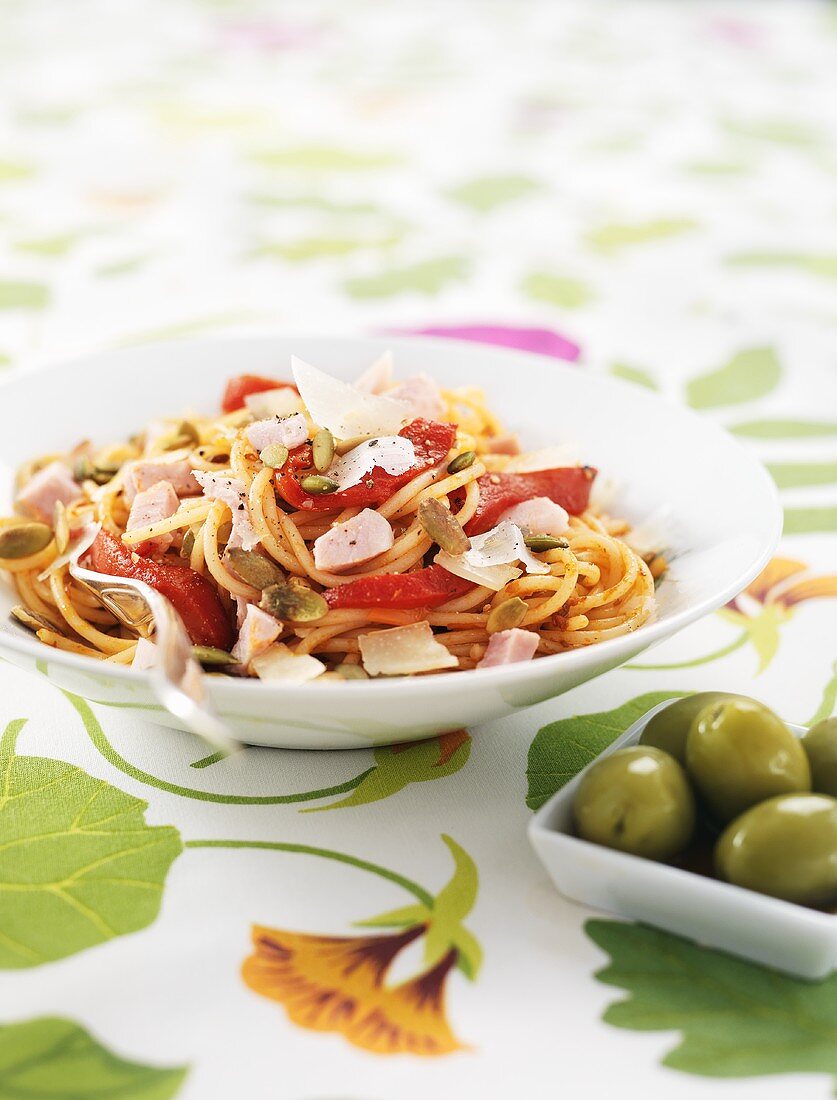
(0, 332), (783, 699)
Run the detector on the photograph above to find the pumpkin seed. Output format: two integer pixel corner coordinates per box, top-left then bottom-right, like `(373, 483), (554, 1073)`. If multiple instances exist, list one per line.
(486, 596), (528, 634)
(192, 645), (237, 668)
(0, 521), (53, 560)
(418, 497), (470, 555)
(11, 605), (65, 634)
(447, 450), (476, 475)
(53, 501), (70, 555)
(73, 456), (96, 482)
(180, 528), (196, 559)
(523, 534), (569, 552)
(312, 429), (335, 473)
(227, 547), (285, 590)
(260, 443), (289, 469)
(75, 455), (120, 485)
(260, 582), (328, 623)
(300, 474), (339, 495)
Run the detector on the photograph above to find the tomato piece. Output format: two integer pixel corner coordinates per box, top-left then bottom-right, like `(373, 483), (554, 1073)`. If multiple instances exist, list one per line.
(323, 565), (474, 610)
(464, 467), (596, 535)
(88, 531), (234, 650)
(221, 374), (297, 414)
(276, 419), (456, 512)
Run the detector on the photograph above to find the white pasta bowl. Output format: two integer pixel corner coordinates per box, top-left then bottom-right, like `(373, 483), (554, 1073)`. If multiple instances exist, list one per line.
(0, 335), (781, 749)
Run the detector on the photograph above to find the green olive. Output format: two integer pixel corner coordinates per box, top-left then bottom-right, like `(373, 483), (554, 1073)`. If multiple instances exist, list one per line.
(640, 692), (746, 764)
(573, 746), (695, 860)
(716, 793), (837, 906)
(799, 718), (837, 797)
(686, 699), (810, 823)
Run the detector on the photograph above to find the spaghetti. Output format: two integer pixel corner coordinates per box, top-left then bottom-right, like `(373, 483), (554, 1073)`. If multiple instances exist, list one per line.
(0, 356), (661, 680)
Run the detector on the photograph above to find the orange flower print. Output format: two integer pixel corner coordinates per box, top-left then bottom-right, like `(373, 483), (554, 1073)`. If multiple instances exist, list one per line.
(633, 556), (837, 673)
(242, 835), (480, 1056)
(721, 556), (837, 673)
(243, 924), (463, 1055)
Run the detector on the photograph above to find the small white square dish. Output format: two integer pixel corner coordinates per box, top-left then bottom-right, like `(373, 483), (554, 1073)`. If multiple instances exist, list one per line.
(528, 700), (837, 980)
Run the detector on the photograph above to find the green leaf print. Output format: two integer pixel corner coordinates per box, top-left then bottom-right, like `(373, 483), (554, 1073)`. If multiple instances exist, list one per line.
(610, 362), (658, 389)
(303, 730), (471, 812)
(768, 462), (837, 489)
(251, 146), (399, 171)
(251, 234), (401, 262)
(722, 117), (821, 147)
(0, 160), (35, 182)
(246, 193), (381, 215)
(731, 418), (837, 439)
(587, 920), (837, 1090)
(586, 218), (697, 251)
(0, 718), (182, 968)
(422, 836), (480, 976)
(727, 252), (837, 279)
(0, 281), (49, 311)
(14, 234), (79, 257)
(526, 692), (686, 809)
(344, 256), (469, 298)
(783, 507), (837, 535)
(521, 272), (594, 309)
(447, 175), (540, 212)
(0, 1016), (187, 1099)
(686, 347), (780, 409)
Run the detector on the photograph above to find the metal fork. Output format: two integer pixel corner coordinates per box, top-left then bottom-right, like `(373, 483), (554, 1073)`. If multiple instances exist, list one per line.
(65, 524), (238, 755)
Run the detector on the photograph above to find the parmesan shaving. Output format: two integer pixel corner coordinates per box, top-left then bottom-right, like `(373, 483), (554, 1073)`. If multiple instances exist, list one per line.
(434, 550), (521, 592)
(251, 643), (326, 683)
(465, 521), (551, 575)
(327, 436), (416, 491)
(245, 387), (306, 420)
(623, 506), (679, 557)
(504, 444), (581, 473)
(291, 355), (411, 439)
(358, 622), (458, 676)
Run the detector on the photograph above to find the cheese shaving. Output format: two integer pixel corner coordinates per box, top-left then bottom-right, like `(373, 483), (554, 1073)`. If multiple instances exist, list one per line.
(358, 621), (458, 676)
(292, 355), (411, 439)
(251, 643), (326, 682)
(504, 444), (581, 472)
(434, 550), (521, 591)
(327, 436), (416, 491)
(244, 387), (306, 420)
(465, 521), (551, 575)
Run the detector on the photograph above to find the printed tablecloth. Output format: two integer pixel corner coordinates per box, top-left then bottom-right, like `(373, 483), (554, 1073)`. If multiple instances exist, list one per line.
(2, 1), (837, 1096)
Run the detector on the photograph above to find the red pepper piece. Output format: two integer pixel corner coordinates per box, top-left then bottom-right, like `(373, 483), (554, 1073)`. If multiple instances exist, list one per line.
(323, 564), (474, 610)
(221, 374), (298, 414)
(276, 419), (456, 512)
(88, 531), (234, 650)
(464, 467), (596, 535)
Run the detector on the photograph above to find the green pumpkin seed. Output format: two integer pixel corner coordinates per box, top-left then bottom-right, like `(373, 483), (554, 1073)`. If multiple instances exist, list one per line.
(300, 474), (339, 495)
(418, 497), (470, 555)
(0, 521), (53, 560)
(260, 582), (328, 623)
(180, 528), (196, 559)
(73, 456), (96, 482)
(486, 596), (528, 634)
(312, 429), (335, 473)
(447, 450), (476, 475)
(227, 547), (285, 590)
(260, 443), (289, 469)
(523, 534), (569, 553)
(192, 645), (237, 668)
(11, 604), (65, 634)
(53, 501), (70, 555)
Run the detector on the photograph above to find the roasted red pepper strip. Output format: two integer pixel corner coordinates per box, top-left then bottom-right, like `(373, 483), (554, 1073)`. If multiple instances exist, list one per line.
(221, 374), (298, 415)
(324, 565), (474, 610)
(464, 466), (596, 535)
(88, 531), (234, 650)
(276, 419), (456, 512)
